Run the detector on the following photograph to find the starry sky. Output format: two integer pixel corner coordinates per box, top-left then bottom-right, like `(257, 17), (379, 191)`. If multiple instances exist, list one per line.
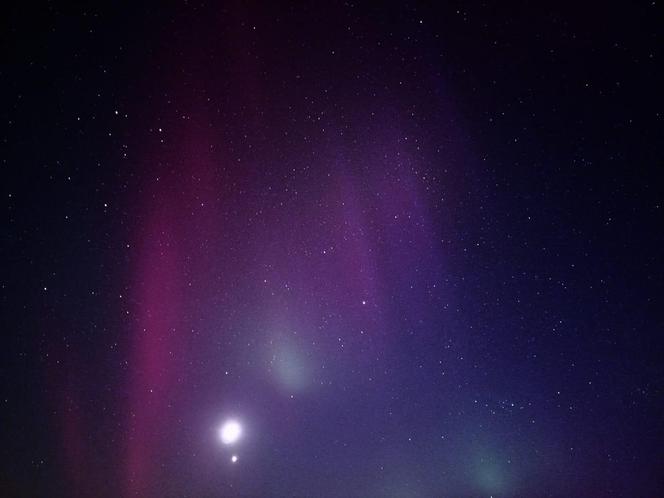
(1, 2), (663, 497)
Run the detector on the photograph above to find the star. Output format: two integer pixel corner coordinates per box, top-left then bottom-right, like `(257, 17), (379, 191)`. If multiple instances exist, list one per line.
(219, 420), (242, 445)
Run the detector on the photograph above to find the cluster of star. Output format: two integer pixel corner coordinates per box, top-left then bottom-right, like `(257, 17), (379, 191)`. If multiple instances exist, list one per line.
(218, 419), (242, 464)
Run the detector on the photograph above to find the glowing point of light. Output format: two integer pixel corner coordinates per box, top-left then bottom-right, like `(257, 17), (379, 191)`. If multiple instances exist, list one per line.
(231, 455), (238, 463)
(219, 420), (242, 445)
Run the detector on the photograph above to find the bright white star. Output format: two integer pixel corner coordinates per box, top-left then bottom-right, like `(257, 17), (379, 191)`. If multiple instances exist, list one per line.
(219, 420), (242, 445)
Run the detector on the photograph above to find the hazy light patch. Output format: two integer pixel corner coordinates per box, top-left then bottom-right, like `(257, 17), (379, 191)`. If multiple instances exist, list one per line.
(472, 451), (511, 495)
(269, 334), (314, 393)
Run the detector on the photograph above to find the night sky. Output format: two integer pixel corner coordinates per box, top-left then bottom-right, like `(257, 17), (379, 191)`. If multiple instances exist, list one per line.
(1, 2), (663, 497)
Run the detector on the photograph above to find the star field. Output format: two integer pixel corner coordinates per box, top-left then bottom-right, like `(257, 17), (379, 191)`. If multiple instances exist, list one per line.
(1, 2), (663, 497)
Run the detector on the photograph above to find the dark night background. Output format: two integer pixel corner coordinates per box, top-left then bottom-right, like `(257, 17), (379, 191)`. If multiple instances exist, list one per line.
(1, 1), (663, 497)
